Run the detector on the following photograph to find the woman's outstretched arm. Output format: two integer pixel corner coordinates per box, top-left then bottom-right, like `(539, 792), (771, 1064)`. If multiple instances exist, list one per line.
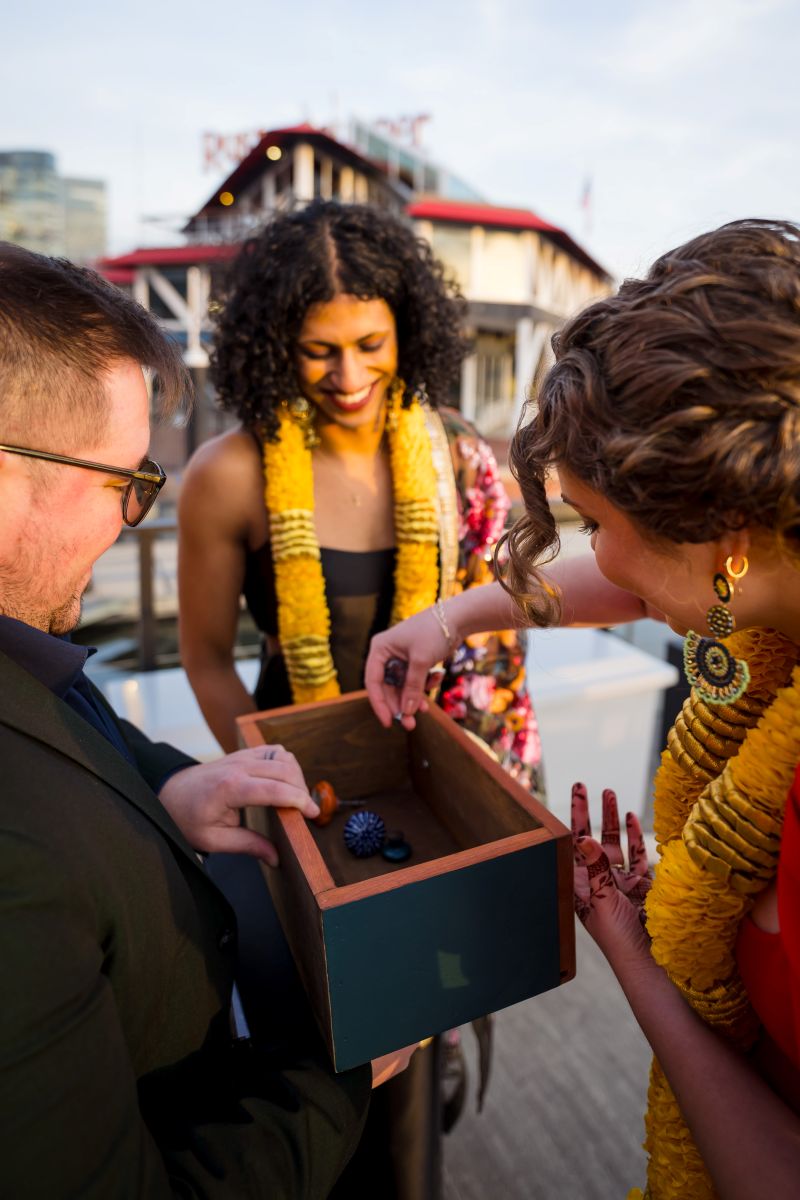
(178, 432), (263, 753)
(365, 554), (657, 729)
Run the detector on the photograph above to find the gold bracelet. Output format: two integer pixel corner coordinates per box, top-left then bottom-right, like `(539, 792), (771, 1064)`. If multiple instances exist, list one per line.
(431, 599), (458, 657)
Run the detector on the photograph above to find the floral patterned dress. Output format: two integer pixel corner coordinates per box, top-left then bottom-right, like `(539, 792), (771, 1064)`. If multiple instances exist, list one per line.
(438, 408), (545, 802)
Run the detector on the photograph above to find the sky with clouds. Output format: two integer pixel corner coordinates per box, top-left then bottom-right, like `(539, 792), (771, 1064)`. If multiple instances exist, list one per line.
(4, 0), (798, 279)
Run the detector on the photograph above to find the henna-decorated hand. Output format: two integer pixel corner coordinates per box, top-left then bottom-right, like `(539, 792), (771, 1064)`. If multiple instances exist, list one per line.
(571, 782), (652, 963)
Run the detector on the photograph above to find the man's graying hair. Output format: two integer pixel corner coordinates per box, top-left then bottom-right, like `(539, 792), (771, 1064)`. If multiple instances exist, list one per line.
(0, 243), (189, 451)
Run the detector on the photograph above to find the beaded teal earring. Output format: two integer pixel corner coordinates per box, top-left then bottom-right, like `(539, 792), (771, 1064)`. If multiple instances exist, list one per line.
(683, 556), (750, 705)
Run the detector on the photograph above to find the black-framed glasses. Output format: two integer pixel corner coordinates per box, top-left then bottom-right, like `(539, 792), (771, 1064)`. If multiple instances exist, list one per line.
(0, 444), (167, 527)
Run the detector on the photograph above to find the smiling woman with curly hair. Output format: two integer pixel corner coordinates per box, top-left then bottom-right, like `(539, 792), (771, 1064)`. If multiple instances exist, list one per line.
(177, 200), (544, 1200)
(211, 200), (468, 438)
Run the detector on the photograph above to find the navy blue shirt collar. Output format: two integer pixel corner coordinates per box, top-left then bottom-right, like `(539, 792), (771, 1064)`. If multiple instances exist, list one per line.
(0, 614), (94, 696)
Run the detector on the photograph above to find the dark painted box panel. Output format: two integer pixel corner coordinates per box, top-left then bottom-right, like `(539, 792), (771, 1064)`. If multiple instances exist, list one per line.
(239, 692), (575, 1072)
(323, 842), (561, 1069)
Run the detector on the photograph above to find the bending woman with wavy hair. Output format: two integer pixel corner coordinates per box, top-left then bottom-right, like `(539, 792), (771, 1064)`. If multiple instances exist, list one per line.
(367, 218), (800, 1199)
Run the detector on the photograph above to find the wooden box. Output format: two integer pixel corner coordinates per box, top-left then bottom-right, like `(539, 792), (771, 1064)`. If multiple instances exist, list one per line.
(238, 692), (575, 1071)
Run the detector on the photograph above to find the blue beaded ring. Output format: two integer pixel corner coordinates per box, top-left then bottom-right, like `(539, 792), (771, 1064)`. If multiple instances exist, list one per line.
(343, 811), (386, 858)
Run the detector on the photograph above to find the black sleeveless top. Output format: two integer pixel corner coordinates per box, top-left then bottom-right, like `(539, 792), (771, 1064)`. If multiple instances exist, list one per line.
(243, 543), (396, 709)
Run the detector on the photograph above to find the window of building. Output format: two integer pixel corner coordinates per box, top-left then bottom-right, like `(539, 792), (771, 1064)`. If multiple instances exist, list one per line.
(480, 230), (527, 302)
(430, 225), (471, 290)
(273, 160), (293, 201)
(146, 267), (188, 320)
(473, 331), (515, 436)
(423, 166), (438, 193)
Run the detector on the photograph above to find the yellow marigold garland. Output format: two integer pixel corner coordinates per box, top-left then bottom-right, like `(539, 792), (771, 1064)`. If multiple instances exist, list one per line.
(637, 627), (800, 1199)
(262, 392), (440, 703)
(262, 412), (339, 704)
(387, 394), (441, 623)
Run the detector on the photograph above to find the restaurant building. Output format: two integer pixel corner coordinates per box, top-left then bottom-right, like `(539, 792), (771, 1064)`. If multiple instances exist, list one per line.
(98, 121), (611, 465)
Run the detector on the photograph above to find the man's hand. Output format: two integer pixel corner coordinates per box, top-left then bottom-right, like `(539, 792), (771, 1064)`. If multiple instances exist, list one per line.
(370, 1042), (422, 1088)
(158, 745), (319, 865)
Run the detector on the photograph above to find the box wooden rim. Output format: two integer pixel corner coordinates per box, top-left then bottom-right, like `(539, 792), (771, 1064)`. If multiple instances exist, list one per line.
(238, 689), (574, 976)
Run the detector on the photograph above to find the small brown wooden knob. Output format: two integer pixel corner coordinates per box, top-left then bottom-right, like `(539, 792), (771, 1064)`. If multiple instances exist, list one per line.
(311, 780), (339, 827)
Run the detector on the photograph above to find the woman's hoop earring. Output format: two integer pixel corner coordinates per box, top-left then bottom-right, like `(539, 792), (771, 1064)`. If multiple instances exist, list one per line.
(725, 555), (749, 580)
(683, 562), (750, 706)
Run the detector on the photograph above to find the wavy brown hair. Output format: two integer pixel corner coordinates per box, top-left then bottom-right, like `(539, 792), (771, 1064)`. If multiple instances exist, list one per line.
(501, 218), (800, 624)
(211, 201), (468, 439)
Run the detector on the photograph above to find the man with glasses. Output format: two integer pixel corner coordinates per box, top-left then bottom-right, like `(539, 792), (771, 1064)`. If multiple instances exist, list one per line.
(0, 442), (167, 526)
(0, 244), (409, 1196)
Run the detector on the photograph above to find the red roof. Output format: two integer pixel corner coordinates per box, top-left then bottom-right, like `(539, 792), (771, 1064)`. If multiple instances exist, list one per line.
(97, 195), (608, 282)
(408, 198), (609, 279)
(409, 198), (560, 234)
(98, 266), (135, 284)
(97, 244), (238, 269)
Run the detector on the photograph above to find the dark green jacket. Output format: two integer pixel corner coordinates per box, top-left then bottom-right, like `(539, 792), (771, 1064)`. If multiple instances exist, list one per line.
(0, 651), (371, 1198)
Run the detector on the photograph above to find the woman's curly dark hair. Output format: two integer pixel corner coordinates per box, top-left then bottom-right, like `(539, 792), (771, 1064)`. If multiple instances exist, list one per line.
(211, 200), (469, 438)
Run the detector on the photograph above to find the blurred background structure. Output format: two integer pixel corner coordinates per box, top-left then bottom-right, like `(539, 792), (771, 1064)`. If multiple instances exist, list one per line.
(0, 149), (106, 262)
(69, 115), (617, 684)
(73, 113), (686, 800)
(95, 117), (612, 474)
